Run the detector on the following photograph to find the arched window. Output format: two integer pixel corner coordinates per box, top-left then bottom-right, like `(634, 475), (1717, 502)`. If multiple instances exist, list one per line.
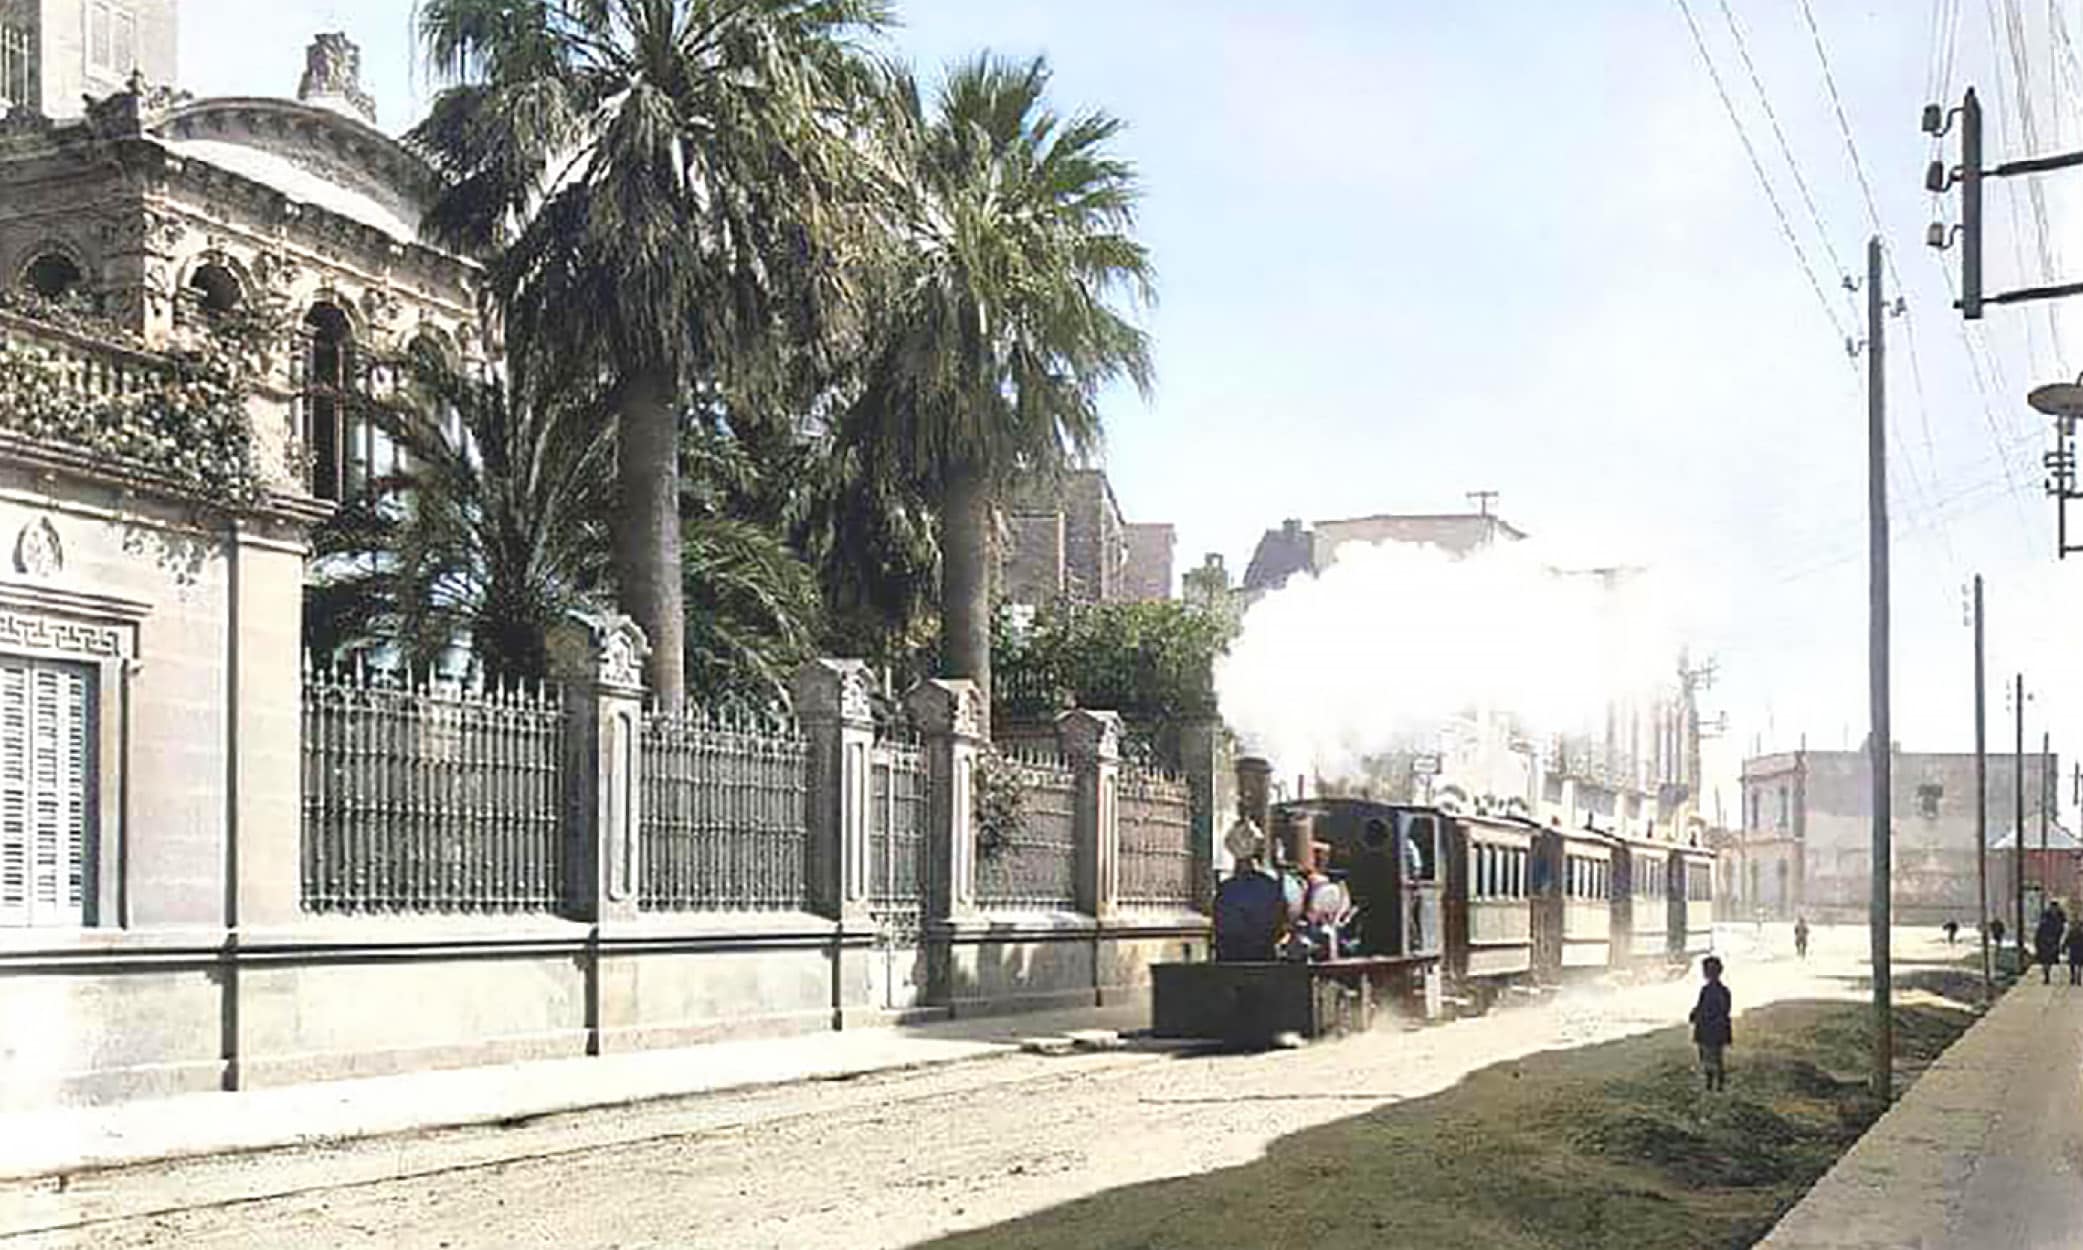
(186, 263), (241, 319)
(23, 252), (82, 300)
(303, 303), (358, 501)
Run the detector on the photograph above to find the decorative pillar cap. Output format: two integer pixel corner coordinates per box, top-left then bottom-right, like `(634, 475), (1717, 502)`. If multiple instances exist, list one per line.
(1055, 708), (1122, 763)
(904, 678), (985, 740)
(1236, 754), (1273, 776)
(546, 610), (650, 694)
(791, 658), (875, 726)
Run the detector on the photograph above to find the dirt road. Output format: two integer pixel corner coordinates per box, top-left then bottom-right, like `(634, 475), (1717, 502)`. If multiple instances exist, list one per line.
(0, 925), (1958, 1250)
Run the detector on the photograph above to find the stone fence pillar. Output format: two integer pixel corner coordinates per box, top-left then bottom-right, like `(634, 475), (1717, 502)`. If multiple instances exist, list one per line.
(907, 679), (984, 924)
(547, 612), (649, 925)
(793, 659), (876, 926)
(1059, 709), (1121, 920)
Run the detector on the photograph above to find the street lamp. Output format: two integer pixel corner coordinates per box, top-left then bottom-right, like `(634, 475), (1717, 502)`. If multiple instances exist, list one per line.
(2027, 381), (2083, 559)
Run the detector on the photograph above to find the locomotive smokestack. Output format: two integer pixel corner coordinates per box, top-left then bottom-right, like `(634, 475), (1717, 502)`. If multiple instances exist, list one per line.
(1236, 755), (1273, 846)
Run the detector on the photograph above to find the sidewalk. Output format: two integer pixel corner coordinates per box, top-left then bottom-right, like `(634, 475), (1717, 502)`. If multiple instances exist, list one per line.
(1758, 978), (2083, 1250)
(0, 1003), (1151, 1182)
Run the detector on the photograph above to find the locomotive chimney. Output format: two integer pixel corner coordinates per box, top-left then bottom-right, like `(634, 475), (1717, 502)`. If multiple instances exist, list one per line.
(1236, 755), (1273, 846)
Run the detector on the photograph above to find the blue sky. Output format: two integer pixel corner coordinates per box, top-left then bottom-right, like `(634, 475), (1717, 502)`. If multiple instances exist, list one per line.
(180, 2), (2083, 821)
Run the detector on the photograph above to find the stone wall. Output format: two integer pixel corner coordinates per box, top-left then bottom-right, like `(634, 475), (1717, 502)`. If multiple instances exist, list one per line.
(0, 644), (1217, 1109)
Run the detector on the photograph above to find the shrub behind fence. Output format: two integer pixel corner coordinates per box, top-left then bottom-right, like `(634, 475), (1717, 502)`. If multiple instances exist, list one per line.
(301, 664), (566, 914)
(639, 705), (810, 912)
(977, 746), (1079, 910)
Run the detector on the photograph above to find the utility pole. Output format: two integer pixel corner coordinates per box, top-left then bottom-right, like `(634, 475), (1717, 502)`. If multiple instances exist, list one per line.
(1974, 575), (1989, 1002)
(1865, 236), (1892, 1102)
(2017, 673), (2027, 971)
(2042, 730), (2051, 885)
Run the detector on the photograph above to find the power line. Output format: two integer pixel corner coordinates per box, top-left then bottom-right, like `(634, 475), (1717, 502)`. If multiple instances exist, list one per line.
(1789, 0), (1961, 573)
(1672, 0), (1852, 344)
(1715, 0), (1851, 285)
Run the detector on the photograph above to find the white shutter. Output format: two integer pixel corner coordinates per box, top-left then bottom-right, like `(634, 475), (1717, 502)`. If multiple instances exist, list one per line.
(0, 657), (93, 927)
(0, 661), (27, 925)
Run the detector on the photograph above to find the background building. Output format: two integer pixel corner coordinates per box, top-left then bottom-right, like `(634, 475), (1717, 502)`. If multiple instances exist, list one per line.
(1724, 747), (2058, 923)
(999, 468), (1174, 607)
(1, 0), (178, 121)
(1239, 510), (1527, 601)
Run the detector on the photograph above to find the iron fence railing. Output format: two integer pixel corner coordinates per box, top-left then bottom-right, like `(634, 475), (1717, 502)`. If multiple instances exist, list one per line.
(301, 663), (566, 914)
(1117, 764), (1195, 907)
(869, 729), (930, 931)
(638, 704), (810, 912)
(978, 745), (1079, 910)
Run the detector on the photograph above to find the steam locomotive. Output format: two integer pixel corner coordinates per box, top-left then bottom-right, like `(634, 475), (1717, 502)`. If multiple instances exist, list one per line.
(1273, 797), (1716, 1004)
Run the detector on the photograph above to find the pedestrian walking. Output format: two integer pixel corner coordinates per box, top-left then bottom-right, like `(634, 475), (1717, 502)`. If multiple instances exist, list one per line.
(2065, 921), (2083, 986)
(1689, 955), (1733, 1092)
(1793, 916), (1810, 960)
(2034, 904), (2065, 985)
(1943, 919), (1959, 946)
(1990, 916), (2007, 954)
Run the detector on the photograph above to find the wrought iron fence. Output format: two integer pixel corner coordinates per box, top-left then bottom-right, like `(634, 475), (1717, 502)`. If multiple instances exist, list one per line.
(977, 745), (1079, 910)
(1117, 764), (1196, 908)
(301, 662), (566, 914)
(639, 704), (810, 911)
(869, 728), (930, 933)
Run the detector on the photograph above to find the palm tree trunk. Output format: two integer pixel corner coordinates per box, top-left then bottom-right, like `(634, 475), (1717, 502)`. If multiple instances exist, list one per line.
(940, 463), (992, 706)
(615, 367), (686, 707)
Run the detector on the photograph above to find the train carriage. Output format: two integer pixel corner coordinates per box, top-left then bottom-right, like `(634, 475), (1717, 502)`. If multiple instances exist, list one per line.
(1532, 824), (1615, 979)
(1610, 834), (1672, 962)
(1668, 845), (1716, 960)
(1445, 813), (1536, 988)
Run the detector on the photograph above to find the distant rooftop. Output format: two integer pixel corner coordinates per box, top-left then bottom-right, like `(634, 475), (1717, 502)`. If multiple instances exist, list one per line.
(1241, 510), (1526, 595)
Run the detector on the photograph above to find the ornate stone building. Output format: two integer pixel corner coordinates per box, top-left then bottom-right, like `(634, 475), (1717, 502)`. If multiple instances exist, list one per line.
(0, 18), (489, 1098)
(0, 36), (479, 501)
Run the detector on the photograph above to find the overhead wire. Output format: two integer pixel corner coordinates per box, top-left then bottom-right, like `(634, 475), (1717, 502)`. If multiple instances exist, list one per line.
(1671, 0), (1853, 345)
(1996, 0), (2067, 372)
(1791, 0), (1964, 575)
(1714, 0), (1852, 295)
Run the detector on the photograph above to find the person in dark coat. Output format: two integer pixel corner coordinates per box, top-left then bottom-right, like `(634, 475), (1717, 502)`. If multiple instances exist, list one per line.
(1793, 916), (1810, 960)
(1688, 955), (1733, 1092)
(1943, 919), (1959, 946)
(2034, 904), (2065, 984)
(2064, 920), (2083, 986)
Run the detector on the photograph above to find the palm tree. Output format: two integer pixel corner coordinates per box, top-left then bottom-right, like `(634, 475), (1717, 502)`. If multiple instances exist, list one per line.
(304, 349), (615, 682)
(307, 351), (827, 701)
(847, 54), (1154, 703)
(409, 0), (889, 707)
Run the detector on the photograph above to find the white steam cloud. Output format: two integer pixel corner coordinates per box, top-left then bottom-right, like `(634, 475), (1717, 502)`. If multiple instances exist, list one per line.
(1216, 539), (1695, 784)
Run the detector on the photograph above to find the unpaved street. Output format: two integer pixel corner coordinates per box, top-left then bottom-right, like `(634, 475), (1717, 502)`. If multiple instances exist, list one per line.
(0, 926), (1960, 1250)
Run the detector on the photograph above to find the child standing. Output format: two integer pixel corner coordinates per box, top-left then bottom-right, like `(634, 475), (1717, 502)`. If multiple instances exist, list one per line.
(1689, 955), (1733, 1092)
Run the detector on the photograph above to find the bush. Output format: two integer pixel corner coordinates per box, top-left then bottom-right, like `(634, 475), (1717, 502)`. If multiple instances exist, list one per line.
(992, 599), (1229, 729)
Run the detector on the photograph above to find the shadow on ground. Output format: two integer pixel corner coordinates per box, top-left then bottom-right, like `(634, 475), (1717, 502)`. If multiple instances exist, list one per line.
(912, 999), (1977, 1250)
